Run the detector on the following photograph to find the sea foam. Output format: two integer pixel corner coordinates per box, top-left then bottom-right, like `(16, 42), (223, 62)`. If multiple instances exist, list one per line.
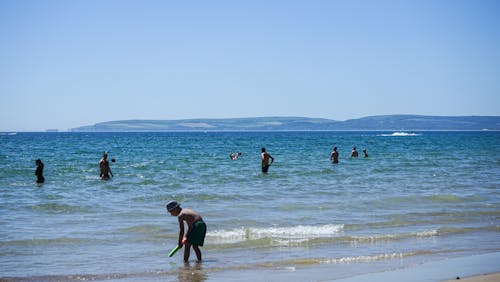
(207, 224), (344, 244)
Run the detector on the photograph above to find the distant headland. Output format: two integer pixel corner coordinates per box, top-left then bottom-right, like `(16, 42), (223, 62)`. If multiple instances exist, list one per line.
(70, 115), (500, 132)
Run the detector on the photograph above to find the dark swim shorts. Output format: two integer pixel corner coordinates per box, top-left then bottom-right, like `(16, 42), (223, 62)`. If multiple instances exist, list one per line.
(262, 165), (270, 173)
(187, 221), (206, 246)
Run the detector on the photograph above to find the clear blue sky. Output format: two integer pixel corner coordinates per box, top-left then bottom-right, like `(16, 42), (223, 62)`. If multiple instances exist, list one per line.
(1, 0), (499, 131)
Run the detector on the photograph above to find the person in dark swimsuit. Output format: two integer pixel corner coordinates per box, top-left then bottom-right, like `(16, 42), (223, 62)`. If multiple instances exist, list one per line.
(330, 147), (339, 163)
(99, 153), (113, 180)
(363, 148), (369, 158)
(261, 147), (274, 173)
(35, 159), (45, 183)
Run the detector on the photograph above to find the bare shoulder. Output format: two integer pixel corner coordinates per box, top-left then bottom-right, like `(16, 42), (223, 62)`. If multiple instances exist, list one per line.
(180, 208), (200, 218)
(179, 208), (202, 223)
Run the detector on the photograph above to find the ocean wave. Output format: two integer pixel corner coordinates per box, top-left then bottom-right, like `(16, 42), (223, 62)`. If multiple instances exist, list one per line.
(257, 251), (429, 267)
(378, 132), (421, 137)
(207, 224), (344, 244)
(347, 229), (439, 244)
(206, 224), (499, 249)
(323, 252), (408, 264)
(205, 226), (441, 249)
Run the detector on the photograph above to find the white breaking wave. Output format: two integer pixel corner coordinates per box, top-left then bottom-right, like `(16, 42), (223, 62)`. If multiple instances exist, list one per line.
(323, 252), (407, 264)
(207, 224), (344, 244)
(379, 132), (421, 137)
(350, 229), (439, 244)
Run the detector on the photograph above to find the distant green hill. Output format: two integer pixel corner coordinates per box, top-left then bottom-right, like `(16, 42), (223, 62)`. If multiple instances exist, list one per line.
(71, 115), (500, 132)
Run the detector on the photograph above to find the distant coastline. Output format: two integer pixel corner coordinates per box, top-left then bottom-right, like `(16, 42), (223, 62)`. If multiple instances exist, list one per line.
(70, 115), (500, 132)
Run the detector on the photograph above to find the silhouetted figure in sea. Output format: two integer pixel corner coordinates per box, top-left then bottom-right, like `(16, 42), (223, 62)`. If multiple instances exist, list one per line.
(99, 152), (113, 180)
(351, 146), (359, 158)
(330, 147), (339, 163)
(261, 147), (274, 173)
(35, 159), (45, 183)
(363, 148), (369, 158)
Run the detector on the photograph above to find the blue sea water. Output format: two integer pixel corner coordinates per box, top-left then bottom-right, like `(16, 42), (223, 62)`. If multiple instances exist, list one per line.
(0, 131), (499, 281)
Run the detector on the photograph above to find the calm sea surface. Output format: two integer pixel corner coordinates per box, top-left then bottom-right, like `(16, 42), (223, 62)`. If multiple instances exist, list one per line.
(1, 131), (499, 281)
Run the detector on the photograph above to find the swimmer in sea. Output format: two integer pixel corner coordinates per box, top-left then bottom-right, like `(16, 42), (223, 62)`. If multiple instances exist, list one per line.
(230, 151), (237, 160)
(330, 147), (339, 163)
(351, 146), (359, 158)
(261, 147), (274, 173)
(35, 159), (45, 183)
(99, 152), (113, 180)
(230, 151), (242, 160)
(363, 148), (368, 158)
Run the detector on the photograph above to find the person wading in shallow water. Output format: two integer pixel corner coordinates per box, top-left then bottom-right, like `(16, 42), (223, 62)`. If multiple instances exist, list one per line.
(261, 147), (274, 174)
(330, 147), (339, 164)
(363, 148), (369, 158)
(351, 146), (359, 158)
(166, 201), (207, 263)
(99, 152), (113, 180)
(35, 159), (45, 183)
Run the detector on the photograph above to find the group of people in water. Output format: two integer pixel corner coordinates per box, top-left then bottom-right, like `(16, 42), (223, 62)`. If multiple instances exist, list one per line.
(330, 146), (368, 163)
(233, 145), (366, 174)
(35, 146), (368, 183)
(257, 145), (367, 173)
(34, 152), (116, 183)
(229, 147), (275, 173)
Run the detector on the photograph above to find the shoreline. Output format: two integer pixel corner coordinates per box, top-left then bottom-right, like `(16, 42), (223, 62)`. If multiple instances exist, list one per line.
(330, 252), (500, 282)
(1, 252), (499, 281)
(444, 273), (500, 282)
(202, 252), (500, 282)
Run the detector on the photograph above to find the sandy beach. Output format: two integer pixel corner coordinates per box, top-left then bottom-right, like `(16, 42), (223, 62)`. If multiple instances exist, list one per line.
(444, 273), (500, 282)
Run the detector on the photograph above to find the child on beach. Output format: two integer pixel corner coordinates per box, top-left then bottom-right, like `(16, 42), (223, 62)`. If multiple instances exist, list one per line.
(166, 201), (207, 263)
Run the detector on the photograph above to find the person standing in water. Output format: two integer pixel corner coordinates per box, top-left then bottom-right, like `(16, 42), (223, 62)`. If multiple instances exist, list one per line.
(330, 147), (339, 163)
(261, 147), (274, 174)
(35, 159), (45, 183)
(99, 152), (113, 180)
(167, 201), (207, 263)
(351, 146), (359, 158)
(363, 148), (369, 158)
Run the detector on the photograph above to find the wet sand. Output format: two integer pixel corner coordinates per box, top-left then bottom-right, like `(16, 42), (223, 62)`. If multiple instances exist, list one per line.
(203, 252), (500, 282)
(1, 253), (498, 281)
(443, 273), (500, 282)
